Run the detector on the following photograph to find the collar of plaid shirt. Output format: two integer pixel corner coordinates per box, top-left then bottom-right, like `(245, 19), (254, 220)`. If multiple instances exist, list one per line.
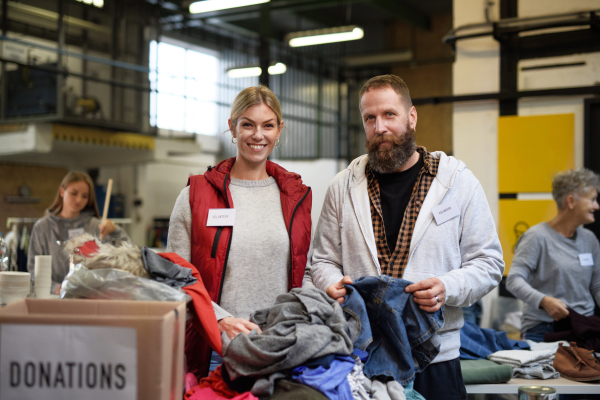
(366, 146), (440, 278)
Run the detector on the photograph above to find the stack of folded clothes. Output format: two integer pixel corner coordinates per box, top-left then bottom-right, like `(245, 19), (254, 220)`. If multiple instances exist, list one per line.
(488, 349), (559, 379)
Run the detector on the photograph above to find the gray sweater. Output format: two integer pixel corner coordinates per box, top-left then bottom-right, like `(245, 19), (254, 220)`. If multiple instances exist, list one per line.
(27, 211), (130, 291)
(167, 177), (290, 320)
(506, 222), (600, 333)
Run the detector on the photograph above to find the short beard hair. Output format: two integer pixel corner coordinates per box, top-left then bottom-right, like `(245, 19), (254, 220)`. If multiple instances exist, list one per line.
(366, 123), (417, 174)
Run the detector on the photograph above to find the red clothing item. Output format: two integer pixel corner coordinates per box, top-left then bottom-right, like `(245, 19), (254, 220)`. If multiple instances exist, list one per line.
(186, 158), (312, 378)
(184, 366), (258, 400)
(158, 252), (222, 356)
(185, 387), (257, 400)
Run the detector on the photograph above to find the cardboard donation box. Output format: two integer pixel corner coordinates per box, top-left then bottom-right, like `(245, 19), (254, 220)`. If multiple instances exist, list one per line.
(0, 299), (185, 400)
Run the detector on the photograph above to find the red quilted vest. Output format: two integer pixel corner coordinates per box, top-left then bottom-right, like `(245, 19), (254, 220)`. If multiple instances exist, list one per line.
(185, 157), (312, 378)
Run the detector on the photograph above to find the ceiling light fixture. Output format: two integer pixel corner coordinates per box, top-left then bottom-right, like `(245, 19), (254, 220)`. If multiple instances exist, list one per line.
(285, 25), (364, 47)
(189, 0), (269, 14)
(227, 62), (287, 78)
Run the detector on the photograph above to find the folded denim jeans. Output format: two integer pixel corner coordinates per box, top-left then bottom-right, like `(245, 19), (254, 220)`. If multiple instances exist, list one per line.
(342, 275), (444, 385)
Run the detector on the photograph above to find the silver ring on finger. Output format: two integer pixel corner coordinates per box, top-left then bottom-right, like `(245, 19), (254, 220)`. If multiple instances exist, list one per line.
(435, 295), (440, 304)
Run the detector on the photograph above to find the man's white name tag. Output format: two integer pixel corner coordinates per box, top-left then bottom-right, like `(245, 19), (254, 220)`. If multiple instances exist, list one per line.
(206, 209), (236, 227)
(432, 198), (460, 225)
(579, 253), (594, 267)
(68, 228), (85, 238)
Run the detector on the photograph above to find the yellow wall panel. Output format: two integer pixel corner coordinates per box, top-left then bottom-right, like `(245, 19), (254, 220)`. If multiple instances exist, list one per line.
(498, 114), (574, 193)
(498, 199), (556, 275)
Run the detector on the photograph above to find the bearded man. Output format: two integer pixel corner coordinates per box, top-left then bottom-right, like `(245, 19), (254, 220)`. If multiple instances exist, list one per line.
(306, 75), (504, 399)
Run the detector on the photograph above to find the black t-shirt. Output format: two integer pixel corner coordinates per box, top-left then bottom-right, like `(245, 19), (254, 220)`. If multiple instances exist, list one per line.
(375, 154), (424, 251)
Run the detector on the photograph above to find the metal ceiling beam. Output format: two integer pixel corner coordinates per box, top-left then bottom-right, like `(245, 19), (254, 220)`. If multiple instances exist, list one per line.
(370, 0), (430, 30)
(294, 9), (346, 28)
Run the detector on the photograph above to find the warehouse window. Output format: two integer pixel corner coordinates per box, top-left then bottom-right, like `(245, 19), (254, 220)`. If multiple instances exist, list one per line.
(149, 39), (219, 136)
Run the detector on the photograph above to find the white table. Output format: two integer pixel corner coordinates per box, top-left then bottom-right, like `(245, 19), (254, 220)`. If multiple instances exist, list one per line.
(466, 377), (600, 394)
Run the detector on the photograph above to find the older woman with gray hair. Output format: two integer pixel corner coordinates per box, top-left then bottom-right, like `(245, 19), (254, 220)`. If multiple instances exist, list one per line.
(507, 168), (600, 342)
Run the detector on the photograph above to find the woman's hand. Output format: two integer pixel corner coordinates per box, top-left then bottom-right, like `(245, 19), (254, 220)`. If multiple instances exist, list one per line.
(540, 296), (569, 321)
(218, 317), (262, 340)
(98, 220), (116, 239)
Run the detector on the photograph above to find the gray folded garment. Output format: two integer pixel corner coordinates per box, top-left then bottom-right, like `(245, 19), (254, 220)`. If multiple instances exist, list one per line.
(141, 247), (197, 288)
(513, 364), (560, 380)
(222, 288), (353, 397)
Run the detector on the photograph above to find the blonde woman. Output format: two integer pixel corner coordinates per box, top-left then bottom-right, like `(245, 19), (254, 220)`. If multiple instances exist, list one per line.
(167, 85), (312, 379)
(27, 171), (130, 292)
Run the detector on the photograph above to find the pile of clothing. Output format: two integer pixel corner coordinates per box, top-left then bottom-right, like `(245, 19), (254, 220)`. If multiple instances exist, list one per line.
(186, 275), (445, 400)
(458, 320), (530, 384)
(544, 308), (600, 353)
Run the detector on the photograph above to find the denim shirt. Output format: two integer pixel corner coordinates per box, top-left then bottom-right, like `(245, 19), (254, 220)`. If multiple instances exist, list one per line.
(342, 275), (444, 385)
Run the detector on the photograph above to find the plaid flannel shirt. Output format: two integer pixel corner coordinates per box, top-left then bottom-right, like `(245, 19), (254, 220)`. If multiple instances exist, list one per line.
(366, 146), (439, 278)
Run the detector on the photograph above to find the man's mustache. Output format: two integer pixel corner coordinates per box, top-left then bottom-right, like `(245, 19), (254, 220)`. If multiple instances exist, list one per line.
(366, 134), (405, 152)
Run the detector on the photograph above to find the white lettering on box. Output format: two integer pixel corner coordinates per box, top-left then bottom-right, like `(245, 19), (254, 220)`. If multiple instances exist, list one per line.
(0, 324), (137, 400)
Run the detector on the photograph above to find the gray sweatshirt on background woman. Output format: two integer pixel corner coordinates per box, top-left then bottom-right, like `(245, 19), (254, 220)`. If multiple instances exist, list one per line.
(506, 222), (600, 333)
(27, 211), (130, 291)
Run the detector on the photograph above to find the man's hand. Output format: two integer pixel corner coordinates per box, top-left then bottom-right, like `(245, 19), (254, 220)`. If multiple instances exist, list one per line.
(218, 317), (262, 340)
(326, 275), (353, 304)
(540, 296), (569, 321)
(405, 277), (446, 312)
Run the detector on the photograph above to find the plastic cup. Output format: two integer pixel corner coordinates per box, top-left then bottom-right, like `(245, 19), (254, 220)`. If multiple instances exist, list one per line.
(35, 256), (52, 287)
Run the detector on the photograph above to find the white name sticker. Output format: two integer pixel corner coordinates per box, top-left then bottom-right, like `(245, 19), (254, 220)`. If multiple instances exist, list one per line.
(68, 228), (85, 239)
(432, 198), (461, 226)
(206, 209), (236, 227)
(0, 324), (137, 400)
(578, 253), (594, 267)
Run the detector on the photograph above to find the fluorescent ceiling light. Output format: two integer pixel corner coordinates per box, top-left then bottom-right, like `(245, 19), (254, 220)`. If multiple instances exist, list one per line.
(227, 66), (262, 78)
(189, 0), (269, 14)
(76, 0), (103, 7)
(227, 62), (287, 78)
(286, 25), (364, 47)
(268, 62), (286, 75)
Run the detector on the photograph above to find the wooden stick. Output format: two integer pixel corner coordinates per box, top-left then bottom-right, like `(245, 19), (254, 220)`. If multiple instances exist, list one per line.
(101, 178), (113, 225)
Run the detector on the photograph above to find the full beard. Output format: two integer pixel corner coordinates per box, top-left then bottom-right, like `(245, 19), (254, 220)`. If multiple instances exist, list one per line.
(366, 124), (417, 174)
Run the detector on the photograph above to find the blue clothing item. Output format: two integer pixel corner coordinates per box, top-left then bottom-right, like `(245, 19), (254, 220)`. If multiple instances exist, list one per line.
(291, 354), (355, 400)
(404, 382), (426, 400)
(353, 348), (369, 362)
(524, 322), (554, 343)
(342, 275), (444, 386)
(209, 350), (223, 372)
(461, 300), (483, 326)
(460, 321), (530, 360)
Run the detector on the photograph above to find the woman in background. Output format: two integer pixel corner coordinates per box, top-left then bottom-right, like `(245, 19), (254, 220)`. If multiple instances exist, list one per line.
(27, 171), (130, 292)
(507, 168), (600, 341)
(167, 85), (312, 378)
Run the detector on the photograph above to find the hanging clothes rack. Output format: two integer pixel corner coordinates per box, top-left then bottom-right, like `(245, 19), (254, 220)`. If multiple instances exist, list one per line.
(6, 217), (40, 228)
(3, 218), (39, 272)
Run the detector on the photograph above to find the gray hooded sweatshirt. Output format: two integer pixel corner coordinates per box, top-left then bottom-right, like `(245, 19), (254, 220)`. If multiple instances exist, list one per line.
(27, 211), (130, 290)
(305, 151), (505, 363)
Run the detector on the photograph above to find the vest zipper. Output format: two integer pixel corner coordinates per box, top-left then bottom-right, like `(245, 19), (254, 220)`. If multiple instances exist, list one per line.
(287, 187), (311, 289)
(217, 174), (233, 305)
(210, 227), (223, 258)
